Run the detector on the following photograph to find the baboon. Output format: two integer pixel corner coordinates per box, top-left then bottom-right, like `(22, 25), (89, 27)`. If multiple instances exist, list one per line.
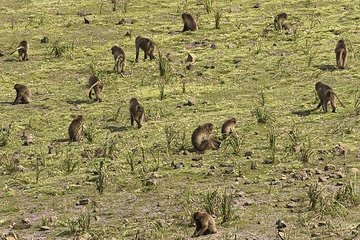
(274, 12), (287, 30)
(221, 117), (236, 137)
(88, 75), (103, 102)
(191, 123), (220, 154)
(13, 84), (31, 105)
(182, 13), (197, 32)
(129, 98), (146, 128)
(135, 36), (156, 62)
(11, 40), (29, 61)
(68, 115), (84, 142)
(315, 81), (345, 113)
(192, 211), (217, 238)
(335, 39), (347, 69)
(111, 45), (126, 74)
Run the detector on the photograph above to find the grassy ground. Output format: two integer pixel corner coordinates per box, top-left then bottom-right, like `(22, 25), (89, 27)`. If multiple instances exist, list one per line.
(0, 0), (360, 239)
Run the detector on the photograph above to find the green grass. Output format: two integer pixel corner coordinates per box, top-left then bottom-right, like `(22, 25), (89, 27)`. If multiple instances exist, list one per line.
(1, 0), (360, 239)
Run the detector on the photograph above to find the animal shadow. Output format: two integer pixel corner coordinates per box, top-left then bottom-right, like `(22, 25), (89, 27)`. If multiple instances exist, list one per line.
(104, 126), (128, 133)
(292, 108), (319, 116)
(66, 100), (90, 105)
(314, 64), (336, 71)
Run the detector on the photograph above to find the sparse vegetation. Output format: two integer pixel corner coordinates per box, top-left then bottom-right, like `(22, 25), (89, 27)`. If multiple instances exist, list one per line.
(0, 0), (359, 239)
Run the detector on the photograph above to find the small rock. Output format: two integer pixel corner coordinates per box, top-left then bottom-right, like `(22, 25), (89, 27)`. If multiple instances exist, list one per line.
(244, 200), (254, 206)
(76, 198), (90, 206)
(335, 182), (343, 186)
(40, 36), (49, 44)
(286, 203), (296, 208)
(204, 64), (215, 69)
(335, 171), (346, 178)
(172, 162), (184, 169)
(318, 221), (326, 227)
(315, 169), (323, 175)
(253, 3), (261, 8)
(145, 178), (157, 186)
(318, 176), (327, 182)
(331, 144), (346, 156)
(186, 53), (196, 63)
(210, 43), (217, 49)
(207, 171), (215, 176)
(84, 17), (90, 24)
(324, 164), (336, 171)
(0, 50), (5, 57)
(209, 165), (216, 170)
(39, 226), (50, 231)
(263, 159), (273, 164)
(290, 197), (300, 202)
(349, 167), (359, 174)
(191, 163), (203, 168)
(244, 151), (253, 157)
(4, 231), (17, 240)
(311, 233), (320, 237)
(48, 145), (56, 154)
(184, 98), (195, 106)
(124, 31), (131, 37)
(276, 219), (287, 229)
(192, 155), (202, 161)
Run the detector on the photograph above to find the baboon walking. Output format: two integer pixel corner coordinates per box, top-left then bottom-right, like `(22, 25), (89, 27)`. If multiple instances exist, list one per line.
(88, 75), (103, 102)
(191, 123), (220, 154)
(335, 39), (347, 69)
(129, 98), (146, 128)
(13, 84), (31, 105)
(135, 36), (156, 62)
(111, 45), (126, 75)
(192, 212), (217, 237)
(182, 13), (197, 32)
(315, 81), (345, 113)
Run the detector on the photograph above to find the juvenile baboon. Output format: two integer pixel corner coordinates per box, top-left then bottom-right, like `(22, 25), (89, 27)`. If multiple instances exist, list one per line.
(221, 117), (236, 137)
(135, 36), (156, 62)
(335, 39), (347, 69)
(191, 123), (220, 154)
(68, 115), (84, 142)
(192, 211), (217, 237)
(111, 45), (126, 75)
(11, 40), (29, 61)
(274, 12), (287, 30)
(182, 13), (197, 32)
(129, 98), (146, 128)
(315, 81), (345, 113)
(88, 75), (103, 102)
(13, 84), (31, 105)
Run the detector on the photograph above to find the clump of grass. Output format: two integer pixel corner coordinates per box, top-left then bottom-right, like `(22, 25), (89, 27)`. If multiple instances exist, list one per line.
(0, 153), (19, 174)
(203, 189), (220, 215)
(222, 132), (242, 156)
(126, 148), (137, 173)
(62, 150), (79, 173)
(50, 40), (69, 58)
(202, 0), (213, 14)
(252, 90), (270, 123)
(268, 125), (278, 163)
(158, 53), (169, 100)
(0, 122), (12, 147)
(335, 178), (359, 208)
(35, 153), (46, 183)
(214, 10), (222, 29)
(354, 91), (360, 115)
(158, 78), (166, 100)
(164, 125), (179, 154)
(83, 123), (96, 143)
(221, 189), (234, 223)
(66, 211), (91, 235)
(287, 126), (301, 153)
(299, 137), (314, 163)
(96, 160), (107, 194)
(307, 183), (323, 211)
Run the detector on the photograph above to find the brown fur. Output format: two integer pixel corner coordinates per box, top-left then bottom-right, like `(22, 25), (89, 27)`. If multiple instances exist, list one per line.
(315, 81), (345, 113)
(135, 36), (156, 62)
(68, 115), (84, 142)
(192, 211), (217, 238)
(182, 13), (197, 32)
(221, 117), (236, 137)
(335, 39), (347, 69)
(111, 45), (126, 74)
(129, 98), (146, 128)
(191, 123), (220, 154)
(13, 84), (31, 105)
(11, 40), (29, 61)
(274, 13), (287, 31)
(88, 75), (103, 102)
